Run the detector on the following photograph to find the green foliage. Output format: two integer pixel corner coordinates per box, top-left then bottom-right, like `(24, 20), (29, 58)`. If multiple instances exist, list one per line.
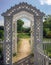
(0, 30), (4, 40)
(48, 52), (51, 58)
(17, 19), (30, 34)
(22, 27), (30, 36)
(43, 15), (51, 38)
(13, 53), (16, 57)
(0, 26), (4, 30)
(17, 33), (30, 38)
(22, 27), (30, 33)
(0, 47), (2, 54)
(17, 19), (24, 33)
(46, 31), (51, 38)
(43, 28), (47, 37)
(0, 26), (4, 40)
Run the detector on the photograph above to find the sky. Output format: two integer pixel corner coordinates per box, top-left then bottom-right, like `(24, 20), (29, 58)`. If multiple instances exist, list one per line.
(21, 18), (30, 28)
(0, 0), (51, 26)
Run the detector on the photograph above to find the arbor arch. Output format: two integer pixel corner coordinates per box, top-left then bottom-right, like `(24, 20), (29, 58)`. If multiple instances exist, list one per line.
(2, 2), (45, 65)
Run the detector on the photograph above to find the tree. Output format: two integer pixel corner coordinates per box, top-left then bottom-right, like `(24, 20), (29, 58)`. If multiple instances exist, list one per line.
(0, 26), (4, 30)
(43, 15), (51, 38)
(0, 26), (4, 40)
(22, 27), (30, 33)
(17, 19), (24, 33)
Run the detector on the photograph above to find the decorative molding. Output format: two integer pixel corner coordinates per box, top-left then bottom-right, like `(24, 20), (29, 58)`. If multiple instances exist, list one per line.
(1, 2), (45, 17)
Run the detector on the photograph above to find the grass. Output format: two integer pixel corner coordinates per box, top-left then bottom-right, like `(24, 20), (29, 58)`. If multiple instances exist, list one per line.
(17, 33), (30, 38)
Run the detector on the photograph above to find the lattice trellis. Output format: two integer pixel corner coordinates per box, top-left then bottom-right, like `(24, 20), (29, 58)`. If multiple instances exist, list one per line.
(31, 21), (34, 52)
(34, 16), (44, 65)
(2, 2), (44, 65)
(3, 17), (12, 65)
(12, 21), (17, 54)
(6, 20), (11, 42)
(36, 17), (41, 42)
(5, 44), (11, 64)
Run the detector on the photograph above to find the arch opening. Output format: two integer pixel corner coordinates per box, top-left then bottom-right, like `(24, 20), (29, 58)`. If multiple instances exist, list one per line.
(12, 11), (34, 63)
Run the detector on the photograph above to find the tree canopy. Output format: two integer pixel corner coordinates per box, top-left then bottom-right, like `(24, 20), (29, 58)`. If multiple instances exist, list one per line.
(43, 15), (51, 38)
(0, 26), (4, 40)
(0, 30), (4, 40)
(17, 19), (24, 33)
(17, 19), (30, 34)
(0, 26), (4, 30)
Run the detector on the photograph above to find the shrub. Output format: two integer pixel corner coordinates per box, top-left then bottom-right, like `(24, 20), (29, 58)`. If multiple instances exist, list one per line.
(46, 31), (51, 38)
(13, 53), (16, 57)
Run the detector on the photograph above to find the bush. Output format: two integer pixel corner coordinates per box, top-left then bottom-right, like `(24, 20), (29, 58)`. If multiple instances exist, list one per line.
(46, 31), (51, 38)
(13, 53), (16, 57)
(17, 33), (30, 38)
(0, 30), (4, 40)
(43, 28), (47, 37)
(48, 52), (51, 58)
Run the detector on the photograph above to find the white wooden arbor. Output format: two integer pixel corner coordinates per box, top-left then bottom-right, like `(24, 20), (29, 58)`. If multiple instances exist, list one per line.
(2, 2), (45, 65)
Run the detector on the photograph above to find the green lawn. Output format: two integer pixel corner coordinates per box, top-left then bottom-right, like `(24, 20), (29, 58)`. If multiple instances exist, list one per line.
(17, 33), (30, 38)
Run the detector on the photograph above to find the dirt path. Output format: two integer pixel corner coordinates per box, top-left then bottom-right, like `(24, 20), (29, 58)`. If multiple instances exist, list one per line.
(18, 39), (31, 53)
(13, 38), (31, 63)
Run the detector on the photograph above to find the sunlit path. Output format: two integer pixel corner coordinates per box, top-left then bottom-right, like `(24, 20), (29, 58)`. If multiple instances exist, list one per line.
(13, 38), (31, 63)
